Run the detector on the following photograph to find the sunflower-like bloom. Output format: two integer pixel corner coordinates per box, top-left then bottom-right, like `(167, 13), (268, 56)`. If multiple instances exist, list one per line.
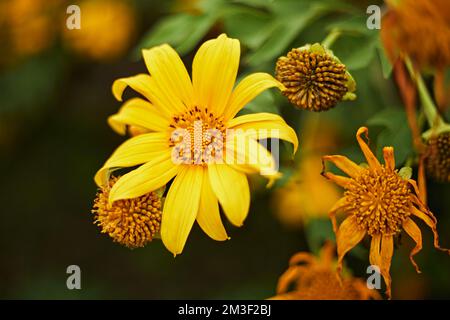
(322, 127), (450, 298)
(95, 34), (298, 255)
(275, 43), (356, 111)
(270, 242), (380, 300)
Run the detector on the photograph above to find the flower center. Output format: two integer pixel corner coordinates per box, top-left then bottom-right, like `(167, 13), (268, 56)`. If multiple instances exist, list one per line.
(92, 176), (162, 248)
(276, 48), (348, 111)
(345, 166), (411, 236)
(169, 107), (226, 165)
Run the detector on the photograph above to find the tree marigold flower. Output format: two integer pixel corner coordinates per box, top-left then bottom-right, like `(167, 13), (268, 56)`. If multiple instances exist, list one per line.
(425, 131), (450, 183)
(270, 242), (380, 300)
(275, 43), (356, 111)
(92, 176), (162, 249)
(95, 34), (298, 255)
(322, 127), (450, 299)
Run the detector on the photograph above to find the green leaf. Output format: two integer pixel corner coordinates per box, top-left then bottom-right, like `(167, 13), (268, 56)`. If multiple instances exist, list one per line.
(134, 13), (217, 57)
(377, 38), (394, 79)
(246, 6), (324, 66)
(304, 218), (335, 255)
(222, 9), (274, 50)
(238, 89), (279, 115)
(331, 32), (378, 70)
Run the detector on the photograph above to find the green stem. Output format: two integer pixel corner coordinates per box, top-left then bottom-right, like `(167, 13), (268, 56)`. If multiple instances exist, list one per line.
(405, 58), (444, 129)
(321, 29), (341, 49)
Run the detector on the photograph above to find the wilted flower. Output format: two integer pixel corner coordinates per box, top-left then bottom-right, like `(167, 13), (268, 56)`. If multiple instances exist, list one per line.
(275, 43), (356, 111)
(95, 34), (298, 255)
(322, 126), (450, 298)
(270, 242), (380, 300)
(62, 0), (136, 61)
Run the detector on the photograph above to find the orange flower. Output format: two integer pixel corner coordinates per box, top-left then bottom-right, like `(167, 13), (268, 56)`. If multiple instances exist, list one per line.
(322, 127), (450, 298)
(381, 0), (450, 70)
(270, 242), (380, 300)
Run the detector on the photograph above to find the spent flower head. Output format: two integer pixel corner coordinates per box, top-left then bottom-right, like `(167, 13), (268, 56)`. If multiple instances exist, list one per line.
(275, 43), (356, 111)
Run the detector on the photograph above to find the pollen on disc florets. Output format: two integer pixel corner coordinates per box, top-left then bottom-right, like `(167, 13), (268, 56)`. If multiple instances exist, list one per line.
(169, 106), (226, 165)
(275, 47), (349, 111)
(344, 166), (411, 236)
(92, 176), (162, 249)
(425, 132), (450, 182)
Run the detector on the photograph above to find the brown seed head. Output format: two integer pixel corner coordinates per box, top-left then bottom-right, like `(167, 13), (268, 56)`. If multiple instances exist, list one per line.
(426, 132), (450, 182)
(276, 48), (349, 111)
(92, 176), (162, 248)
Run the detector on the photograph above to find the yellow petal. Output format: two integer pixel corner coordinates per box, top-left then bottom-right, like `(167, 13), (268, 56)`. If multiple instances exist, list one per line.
(403, 218), (423, 273)
(322, 155), (364, 178)
(196, 169), (228, 241)
(225, 133), (281, 187)
(336, 215), (366, 273)
(369, 234), (382, 268)
(107, 98), (169, 135)
(328, 197), (348, 233)
(228, 113), (298, 155)
(223, 73), (284, 121)
(383, 146), (396, 171)
(112, 74), (152, 102)
(112, 74), (181, 118)
(380, 235), (394, 299)
(142, 44), (194, 113)
(109, 150), (178, 203)
(321, 171), (353, 189)
(208, 163), (250, 227)
(356, 127), (381, 169)
(192, 34), (240, 116)
(94, 132), (169, 186)
(161, 166), (203, 255)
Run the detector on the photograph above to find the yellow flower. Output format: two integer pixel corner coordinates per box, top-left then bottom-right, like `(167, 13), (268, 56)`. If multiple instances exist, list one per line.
(0, 0), (60, 61)
(62, 0), (136, 61)
(322, 126), (450, 298)
(270, 242), (381, 300)
(95, 34), (298, 255)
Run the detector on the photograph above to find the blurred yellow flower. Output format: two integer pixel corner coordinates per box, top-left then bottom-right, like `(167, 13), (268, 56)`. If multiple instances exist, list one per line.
(322, 126), (450, 299)
(0, 0), (60, 61)
(270, 242), (381, 300)
(62, 0), (136, 61)
(272, 119), (341, 227)
(272, 155), (341, 227)
(95, 34), (298, 255)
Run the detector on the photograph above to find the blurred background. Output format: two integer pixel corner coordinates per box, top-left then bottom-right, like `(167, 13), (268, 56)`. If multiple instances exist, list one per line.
(0, 0), (449, 299)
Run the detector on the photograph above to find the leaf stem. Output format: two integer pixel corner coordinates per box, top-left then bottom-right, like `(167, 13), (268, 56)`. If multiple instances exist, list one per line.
(404, 57), (444, 129)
